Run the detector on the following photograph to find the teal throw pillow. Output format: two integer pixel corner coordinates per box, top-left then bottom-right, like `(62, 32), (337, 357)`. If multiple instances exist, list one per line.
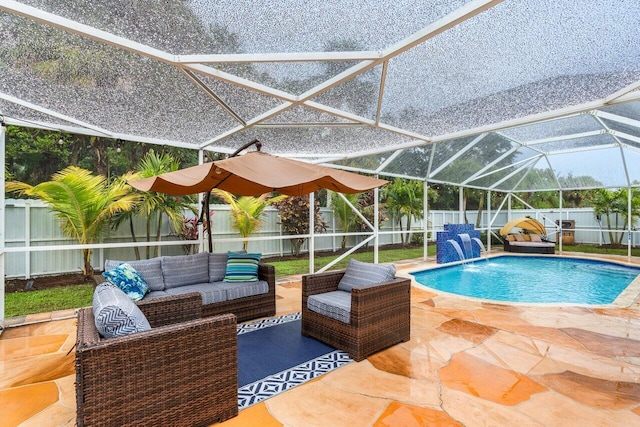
(223, 251), (261, 282)
(102, 263), (150, 301)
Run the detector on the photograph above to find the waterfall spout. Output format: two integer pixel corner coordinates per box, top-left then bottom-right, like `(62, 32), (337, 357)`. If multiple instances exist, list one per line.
(459, 233), (473, 259)
(447, 239), (465, 261)
(472, 237), (486, 254)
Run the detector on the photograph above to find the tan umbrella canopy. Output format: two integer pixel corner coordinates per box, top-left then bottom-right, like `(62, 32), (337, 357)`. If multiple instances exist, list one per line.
(129, 149), (387, 196)
(128, 140), (388, 251)
(499, 217), (547, 236)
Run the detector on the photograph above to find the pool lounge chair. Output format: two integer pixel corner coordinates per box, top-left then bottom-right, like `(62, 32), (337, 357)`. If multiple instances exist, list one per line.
(503, 233), (555, 254)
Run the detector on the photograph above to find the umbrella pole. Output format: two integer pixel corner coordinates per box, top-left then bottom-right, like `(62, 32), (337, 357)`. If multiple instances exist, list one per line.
(198, 191), (213, 252)
(205, 191), (212, 252)
(201, 139), (261, 253)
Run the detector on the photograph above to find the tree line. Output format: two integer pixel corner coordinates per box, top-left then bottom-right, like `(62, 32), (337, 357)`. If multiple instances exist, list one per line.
(3, 134), (429, 278)
(6, 125), (640, 283)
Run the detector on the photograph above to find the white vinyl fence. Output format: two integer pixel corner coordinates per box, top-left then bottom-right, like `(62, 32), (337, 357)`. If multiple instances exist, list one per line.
(5, 199), (639, 279)
(5, 200), (402, 278)
(424, 207), (640, 247)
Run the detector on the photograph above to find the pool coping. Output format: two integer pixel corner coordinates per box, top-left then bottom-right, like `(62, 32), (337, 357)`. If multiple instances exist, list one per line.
(399, 252), (640, 309)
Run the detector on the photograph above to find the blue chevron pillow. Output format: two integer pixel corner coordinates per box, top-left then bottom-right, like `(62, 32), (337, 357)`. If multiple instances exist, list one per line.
(93, 283), (151, 338)
(102, 263), (150, 301)
(223, 251), (261, 282)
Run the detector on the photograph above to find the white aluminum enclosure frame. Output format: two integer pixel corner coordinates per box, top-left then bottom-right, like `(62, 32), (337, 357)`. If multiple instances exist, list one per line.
(2, 0), (640, 326)
(0, 116), (5, 331)
(1, 0), (639, 174)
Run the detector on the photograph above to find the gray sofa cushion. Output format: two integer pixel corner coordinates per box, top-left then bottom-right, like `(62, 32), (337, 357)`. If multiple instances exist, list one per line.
(165, 283), (228, 305)
(105, 258), (165, 292)
(93, 283), (151, 338)
(144, 290), (171, 300)
(337, 259), (396, 292)
(307, 290), (352, 324)
(162, 252), (210, 289)
(209, 252), (228, 282)
(223, 280), (269, 301)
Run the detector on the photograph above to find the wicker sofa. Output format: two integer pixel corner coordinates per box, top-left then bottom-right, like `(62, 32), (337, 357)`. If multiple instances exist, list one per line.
(301, 263), (411, 362)
(75, 293), (238, 427)
(100, 252), (276, 322)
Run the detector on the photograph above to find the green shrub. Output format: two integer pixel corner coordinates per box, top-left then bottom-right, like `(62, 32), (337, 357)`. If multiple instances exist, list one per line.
(410, 233), (424, 245)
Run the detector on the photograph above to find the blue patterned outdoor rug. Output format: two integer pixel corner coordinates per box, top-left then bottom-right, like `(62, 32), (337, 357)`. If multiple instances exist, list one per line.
(237, 312), (353, 409)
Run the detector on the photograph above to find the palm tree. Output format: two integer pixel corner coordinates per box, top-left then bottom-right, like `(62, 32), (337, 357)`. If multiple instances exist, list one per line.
(590, 188), (640, 245)
(591, 189), (616, 244)
(615, 188), (640, 245)
(212, 189), (287, 251)
(382, 179), (425, 245)
(330, 192), (359, 249)
(112, 150), (197, 259)
(6, 166), (139, 278)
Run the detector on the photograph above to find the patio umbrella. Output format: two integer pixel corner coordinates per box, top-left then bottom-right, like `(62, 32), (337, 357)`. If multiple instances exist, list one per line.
(128, 140), (388, 250)
(128, 150), (387, 197)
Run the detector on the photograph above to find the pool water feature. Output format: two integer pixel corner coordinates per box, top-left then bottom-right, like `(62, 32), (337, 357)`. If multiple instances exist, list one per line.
(436, 224), (482, 264)
(446, 235), (486, 262)
(459, 233), (473, 259)
(447, 239), (465, 261)
(410, 256), (640, 304)
(471, 237), (486, 253)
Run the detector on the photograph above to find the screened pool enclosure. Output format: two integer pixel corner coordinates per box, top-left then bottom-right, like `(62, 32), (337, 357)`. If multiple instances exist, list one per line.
(1, 0), (640, 327)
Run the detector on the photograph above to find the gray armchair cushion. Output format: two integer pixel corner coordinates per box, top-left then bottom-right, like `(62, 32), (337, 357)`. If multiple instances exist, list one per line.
(162, 252), (210, 289)
(92, 283), (151, 338)
(337, 259), (396, 292)
(105, 258), (164, 292)
(307, 290), (352, 324)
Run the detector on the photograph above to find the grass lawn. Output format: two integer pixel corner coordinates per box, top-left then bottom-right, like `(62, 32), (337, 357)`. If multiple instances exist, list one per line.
(268, 245), (434, 277)
(5, 284), (94, 318)
(5, 246), (432, 319)
(561, 244), (640, 257)
(5, 243), (639, 318)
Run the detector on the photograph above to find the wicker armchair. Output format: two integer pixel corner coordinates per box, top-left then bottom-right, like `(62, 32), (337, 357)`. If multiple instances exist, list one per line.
(301, 270), (411, 362)
(75, 293), (238, 427)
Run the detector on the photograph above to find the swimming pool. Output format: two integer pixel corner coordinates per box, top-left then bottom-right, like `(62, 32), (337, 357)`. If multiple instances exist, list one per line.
(410, 256), (640, 304)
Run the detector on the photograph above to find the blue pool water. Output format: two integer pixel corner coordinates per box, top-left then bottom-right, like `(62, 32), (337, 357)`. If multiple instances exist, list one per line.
(410, 256), (640, 304)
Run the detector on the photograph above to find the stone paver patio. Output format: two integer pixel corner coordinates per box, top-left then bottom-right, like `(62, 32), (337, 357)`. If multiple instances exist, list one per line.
(2, 253), (640, 426)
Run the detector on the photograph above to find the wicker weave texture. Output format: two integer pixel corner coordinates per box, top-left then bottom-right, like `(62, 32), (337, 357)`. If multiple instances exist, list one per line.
(76, 294), (238, 427)
(301, 270), (411, 362)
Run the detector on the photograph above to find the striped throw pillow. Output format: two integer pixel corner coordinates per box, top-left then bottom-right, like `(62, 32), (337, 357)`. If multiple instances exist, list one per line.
(223, 251), (261, 282)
